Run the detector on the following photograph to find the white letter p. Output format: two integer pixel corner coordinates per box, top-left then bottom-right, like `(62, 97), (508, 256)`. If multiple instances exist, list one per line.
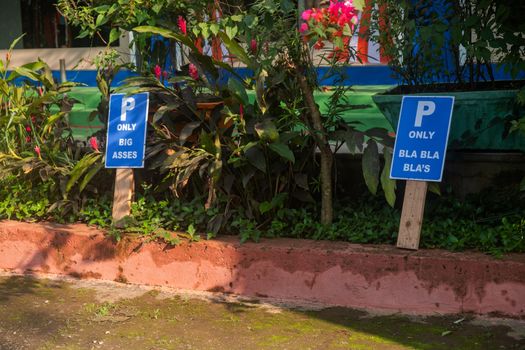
(120, 97), (136, 122)
(414, 101), (435, 127)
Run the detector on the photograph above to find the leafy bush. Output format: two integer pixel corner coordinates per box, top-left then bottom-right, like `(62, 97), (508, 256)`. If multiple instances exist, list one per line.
(0, 38), (111, 217)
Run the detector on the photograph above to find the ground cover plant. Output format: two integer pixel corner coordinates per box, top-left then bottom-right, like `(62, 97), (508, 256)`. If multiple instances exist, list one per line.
(1, 173), (524, 256)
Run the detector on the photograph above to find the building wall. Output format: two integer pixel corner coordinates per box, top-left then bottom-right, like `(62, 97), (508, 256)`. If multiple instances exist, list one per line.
(0, 0), (23, 50)
(0, 32), (132, 70)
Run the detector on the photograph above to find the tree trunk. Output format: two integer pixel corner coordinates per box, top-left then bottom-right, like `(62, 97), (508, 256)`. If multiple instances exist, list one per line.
(296, 70), (333, 225)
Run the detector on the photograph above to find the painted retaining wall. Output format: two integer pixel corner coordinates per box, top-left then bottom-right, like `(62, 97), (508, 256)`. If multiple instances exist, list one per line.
(0, 220), (524, 317)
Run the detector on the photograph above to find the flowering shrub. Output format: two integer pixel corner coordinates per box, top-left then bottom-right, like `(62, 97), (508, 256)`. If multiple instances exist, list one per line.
(301, 0), (358, 61)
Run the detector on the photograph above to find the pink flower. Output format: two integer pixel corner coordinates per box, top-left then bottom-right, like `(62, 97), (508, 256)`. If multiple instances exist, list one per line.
(178, 16), (187, 36)
(189, 63), (198, 80)
(301, 9), (313, 21)
(299, 23), (309, 33)
(250, 39), (257, 54)
(313, 10), (324, 22)
(154, 65), (162, 79)
(89, 137), (99, 152)
(38, 87), (43, 96)
(34, 146), (41, 157)
(25, 136), (31, 143)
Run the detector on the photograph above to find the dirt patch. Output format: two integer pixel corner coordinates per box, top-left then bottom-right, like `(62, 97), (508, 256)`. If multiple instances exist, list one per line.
(0, 274), (523, 350)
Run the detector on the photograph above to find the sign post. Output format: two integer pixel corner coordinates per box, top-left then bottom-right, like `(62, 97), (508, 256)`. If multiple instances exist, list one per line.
(105, 92), (149, 225)
(390, 96), (454, 250)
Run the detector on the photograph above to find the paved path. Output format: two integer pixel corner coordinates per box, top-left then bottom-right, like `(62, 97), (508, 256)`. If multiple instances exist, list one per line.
(0, 274), (523, 350)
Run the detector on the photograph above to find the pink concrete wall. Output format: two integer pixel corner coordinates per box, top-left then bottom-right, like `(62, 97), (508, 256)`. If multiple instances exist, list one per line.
(0, 220), (524, 316)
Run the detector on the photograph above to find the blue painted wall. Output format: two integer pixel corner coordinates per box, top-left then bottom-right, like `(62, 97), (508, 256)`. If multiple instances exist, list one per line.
(9, 65), (522, 87)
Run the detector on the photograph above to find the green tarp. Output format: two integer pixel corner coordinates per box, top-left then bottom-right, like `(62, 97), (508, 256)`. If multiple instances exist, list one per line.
(66, 86), (394, 140)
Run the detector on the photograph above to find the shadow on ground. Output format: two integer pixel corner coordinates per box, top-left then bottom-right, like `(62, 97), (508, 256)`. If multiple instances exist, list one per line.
(0, 274), (523, 350)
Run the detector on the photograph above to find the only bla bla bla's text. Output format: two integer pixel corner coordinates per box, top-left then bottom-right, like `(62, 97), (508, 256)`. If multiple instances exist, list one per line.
(398, 150), (440, 159)
(403, 163), (431, 173)
(408, 130), (435, 139)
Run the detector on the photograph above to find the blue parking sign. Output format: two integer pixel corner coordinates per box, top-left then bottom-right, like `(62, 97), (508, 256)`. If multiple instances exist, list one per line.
(390, 96), (454, 182)
(105, 93), (149, 168)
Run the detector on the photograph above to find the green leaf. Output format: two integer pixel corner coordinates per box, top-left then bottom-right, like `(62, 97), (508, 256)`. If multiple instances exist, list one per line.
(79, 162), (104, 193)
(254, 119), (279, 142)
(380, 148), (397, 207)
(225, 25), (238, 40)
(227, 77), (249, 105)
(259, 193), (287, 214)
(362, 140), (380, 195)
(268, 143), (295, 163)
(245, 146), (266, 173)
(66, 153), (102, 194)
(179, 121), (201, 144)
(230, 15), (243, 22)
(95, 14), (108, 28)
(210, 23), (220, 36)
(218, 32), (252, 67)
(259, 201), (273, 214)
(109, 28), (120, 44)
(8, 34), (25, 52)
(134, 26), (194, 49)
(428, 182), (441, 196)
(520, 176), (525, 192)
(199, 23), (210, 39)
(76, 30), (90, 39)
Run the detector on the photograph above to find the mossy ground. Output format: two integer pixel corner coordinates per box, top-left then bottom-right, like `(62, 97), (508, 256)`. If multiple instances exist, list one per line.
(0, 275), (523, 350)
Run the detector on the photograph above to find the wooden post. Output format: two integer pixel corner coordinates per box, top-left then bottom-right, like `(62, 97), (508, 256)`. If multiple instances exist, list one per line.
(112, 168), (134, 226)
(59, 59), (67, 83)
(397, 180), (428, 250)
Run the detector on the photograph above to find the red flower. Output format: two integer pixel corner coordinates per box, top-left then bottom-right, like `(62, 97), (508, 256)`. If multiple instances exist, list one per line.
(299, 23), (309, 33)
(34, 146), (41, 157)
(154, 65), (162, 79)
(25, 125), (31, 132)
(314, 41), (325, 50)
(178, 16), (187, 36)
(250, 39), (257, 54)
(239, 104), (244, 119)
(25, 136), (31, 143)
(162, 71), (169, 79)
(37, 87), (43, 96)
(31, 115), (36, 122)
(89, 137), (99, 152)
(189, 64), (199, 80)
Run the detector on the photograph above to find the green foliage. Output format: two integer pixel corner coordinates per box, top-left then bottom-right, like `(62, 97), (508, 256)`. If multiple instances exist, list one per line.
(0, 40), (110, 217)
(63, 0), (395, 228)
